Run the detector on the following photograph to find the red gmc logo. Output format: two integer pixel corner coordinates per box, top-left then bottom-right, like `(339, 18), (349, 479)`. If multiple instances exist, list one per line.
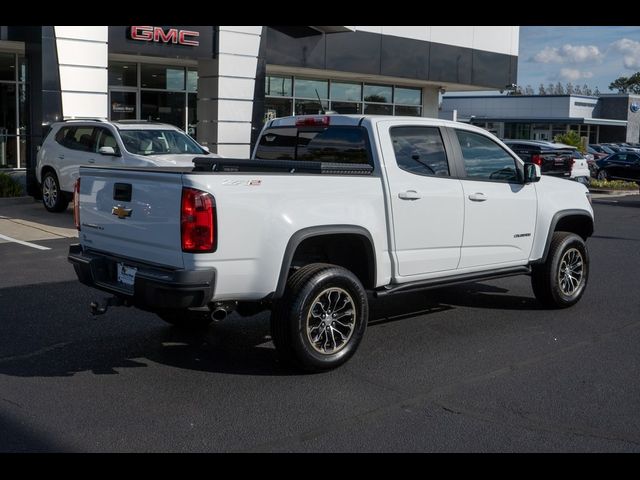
(130, 26), (200, 47)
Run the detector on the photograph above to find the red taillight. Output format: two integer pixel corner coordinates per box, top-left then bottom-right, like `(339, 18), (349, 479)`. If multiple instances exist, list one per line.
(73, 178), (81, 230)
(532, 154), (543, 166)
(295, 115), (331, 127)
(181, 187), (216, 253)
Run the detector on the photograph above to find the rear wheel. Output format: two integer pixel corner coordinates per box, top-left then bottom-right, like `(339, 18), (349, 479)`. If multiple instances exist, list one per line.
(41, 171), (69, 212)
(596, 169), (609, 181)
(270, 263), (368, 372)
(157, 309), (213, 330)
(531, 232), (589, 308)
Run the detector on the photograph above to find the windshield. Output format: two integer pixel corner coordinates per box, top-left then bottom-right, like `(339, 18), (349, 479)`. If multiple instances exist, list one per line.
(601, 145), (615, 154)
(119, 129), (205, 155)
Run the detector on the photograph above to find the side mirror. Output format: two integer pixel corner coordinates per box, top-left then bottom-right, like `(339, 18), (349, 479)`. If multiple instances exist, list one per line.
(201, 145), (210, 154)
(98, 146), (118, 156)
(524, 163), (541, 183)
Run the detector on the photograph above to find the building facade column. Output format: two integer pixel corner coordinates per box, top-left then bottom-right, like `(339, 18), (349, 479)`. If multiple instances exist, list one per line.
(54, 26), (108, 118)
(197, 26), (264, 157)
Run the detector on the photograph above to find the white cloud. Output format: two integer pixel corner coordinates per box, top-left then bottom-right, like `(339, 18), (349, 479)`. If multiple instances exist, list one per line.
(557, 68), (594, 82)
(532, 44), (603, 64)
(610, 38), (640, 69)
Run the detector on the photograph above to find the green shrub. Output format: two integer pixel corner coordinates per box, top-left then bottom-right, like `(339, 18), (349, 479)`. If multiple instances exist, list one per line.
(589, 179), (639, 190)
(0, 173), (23, 197)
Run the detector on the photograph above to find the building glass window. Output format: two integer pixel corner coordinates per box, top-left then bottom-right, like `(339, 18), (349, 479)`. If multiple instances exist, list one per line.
(294, 78), (328, 100)
(331, 82), (362, 102)
(0, 53), (14, 81)
(394, 87), (421, 106)
(187, 69), (198, 92)
(0, 53), (26, 169)
(141, 64), (185, 90)
(264, 75), (425, 122)
(364, 84), (392, 103)
(394, 105), (421, 116)
(266, 75), (292, 97)
(108, 61), (137, 87)
(265, 97), (293, 122)
(109, 61), (196, 133)
(141, 91), (186, 130)
(110, 91), (137, 121)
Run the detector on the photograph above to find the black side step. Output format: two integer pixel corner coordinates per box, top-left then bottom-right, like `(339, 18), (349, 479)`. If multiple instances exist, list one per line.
(375, 266), (532, 297)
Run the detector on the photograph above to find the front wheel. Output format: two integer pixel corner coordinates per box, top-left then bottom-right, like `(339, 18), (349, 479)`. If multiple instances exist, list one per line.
(596, 169), (609, 181)
(271, 263), (368, 372)
(41, 171), (69, 212)
(531, 232), (589, 308)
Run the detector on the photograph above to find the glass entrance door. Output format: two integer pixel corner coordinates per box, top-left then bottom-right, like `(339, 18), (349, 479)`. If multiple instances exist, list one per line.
(109, 90), (137, 121)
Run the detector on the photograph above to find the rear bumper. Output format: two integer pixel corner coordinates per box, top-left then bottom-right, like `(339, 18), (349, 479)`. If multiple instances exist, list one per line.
(68, 244), (216, 310)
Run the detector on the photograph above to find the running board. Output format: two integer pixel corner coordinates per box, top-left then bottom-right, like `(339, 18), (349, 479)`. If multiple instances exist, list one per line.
(375, 266), (532, 297)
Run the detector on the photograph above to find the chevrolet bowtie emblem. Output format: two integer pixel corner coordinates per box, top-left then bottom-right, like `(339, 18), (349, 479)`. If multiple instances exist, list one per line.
(112, 205), (132, 219)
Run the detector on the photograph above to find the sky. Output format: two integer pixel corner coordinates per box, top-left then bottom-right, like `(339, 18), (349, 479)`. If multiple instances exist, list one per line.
(517, 26), (640, 94)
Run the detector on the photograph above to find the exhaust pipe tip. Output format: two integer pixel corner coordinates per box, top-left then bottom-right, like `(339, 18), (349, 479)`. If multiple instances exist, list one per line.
(211, 308), (228, 322)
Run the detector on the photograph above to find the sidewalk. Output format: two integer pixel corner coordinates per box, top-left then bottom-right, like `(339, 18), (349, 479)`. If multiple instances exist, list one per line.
(0, 199), (77, 243)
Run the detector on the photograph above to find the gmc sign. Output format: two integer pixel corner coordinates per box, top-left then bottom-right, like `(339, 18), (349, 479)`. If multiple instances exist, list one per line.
(129, 26), (200, 46)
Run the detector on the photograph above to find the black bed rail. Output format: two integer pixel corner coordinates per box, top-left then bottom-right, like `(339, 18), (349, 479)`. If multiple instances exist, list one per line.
(192, 157), (374, 175)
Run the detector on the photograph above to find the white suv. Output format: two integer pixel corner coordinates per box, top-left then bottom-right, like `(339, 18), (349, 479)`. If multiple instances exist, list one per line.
(36, 119), (217, 212)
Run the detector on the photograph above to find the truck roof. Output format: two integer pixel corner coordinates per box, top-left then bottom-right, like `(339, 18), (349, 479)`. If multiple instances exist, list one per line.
(267, 114), (490, 134)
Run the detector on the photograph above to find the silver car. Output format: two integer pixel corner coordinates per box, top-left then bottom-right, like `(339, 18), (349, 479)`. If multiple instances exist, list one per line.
(36, 119), (217, 212)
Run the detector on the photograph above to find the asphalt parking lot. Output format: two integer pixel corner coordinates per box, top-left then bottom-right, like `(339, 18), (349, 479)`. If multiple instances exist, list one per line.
(0, 195), (639, 452)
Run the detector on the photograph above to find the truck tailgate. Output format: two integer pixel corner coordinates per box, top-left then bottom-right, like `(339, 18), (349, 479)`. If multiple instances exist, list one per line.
(78, 167), (184, 268)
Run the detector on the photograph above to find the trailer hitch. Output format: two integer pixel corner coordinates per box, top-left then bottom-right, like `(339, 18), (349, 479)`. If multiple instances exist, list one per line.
(90, 296), (130, 316)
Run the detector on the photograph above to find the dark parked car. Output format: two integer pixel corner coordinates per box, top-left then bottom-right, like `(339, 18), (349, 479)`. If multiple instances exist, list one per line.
(588, 144), (614, 160)
(595, 151), (640, 184)
(503, 140), (574, 178)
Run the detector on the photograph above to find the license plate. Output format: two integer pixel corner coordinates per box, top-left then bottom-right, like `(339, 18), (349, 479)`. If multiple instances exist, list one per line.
(117, 263), (137, 286)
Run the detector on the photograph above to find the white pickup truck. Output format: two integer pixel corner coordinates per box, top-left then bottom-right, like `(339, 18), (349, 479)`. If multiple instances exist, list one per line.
(68, 115), (594, 371)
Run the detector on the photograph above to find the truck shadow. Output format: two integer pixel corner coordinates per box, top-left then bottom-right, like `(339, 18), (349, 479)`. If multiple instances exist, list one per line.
(0, 280), (544, 378)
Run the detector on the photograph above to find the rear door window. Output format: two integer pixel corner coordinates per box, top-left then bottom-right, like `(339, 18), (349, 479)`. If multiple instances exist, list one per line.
(56, 126), (95, 152)
(390, 126), (450, 177)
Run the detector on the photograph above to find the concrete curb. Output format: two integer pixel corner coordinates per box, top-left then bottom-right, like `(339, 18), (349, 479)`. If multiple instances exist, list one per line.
(588, 189), (639, 196)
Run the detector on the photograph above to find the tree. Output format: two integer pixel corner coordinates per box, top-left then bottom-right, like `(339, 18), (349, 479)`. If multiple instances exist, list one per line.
(608, 73), (640, 94)
(566, 82), (574, 95)
(609, 76), (630, 93)
(539, 83), (546, 95)
(547, 83), (555, 95)
(554, 130), (585, 153)
(583, 84), (592, 96)
(594, 86), (601, 96)
(524, 85), (534, 95)
(574, 84), (582, 95)
(554, 82), (565, 95)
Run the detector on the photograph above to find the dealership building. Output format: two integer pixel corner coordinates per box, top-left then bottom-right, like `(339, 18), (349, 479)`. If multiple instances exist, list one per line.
(441, 93), (639, 144)
(0, 25), (519, 196)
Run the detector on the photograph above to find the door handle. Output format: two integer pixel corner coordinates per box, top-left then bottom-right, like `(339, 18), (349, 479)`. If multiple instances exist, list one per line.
(88, 159), (96, 164)
(398, 190), (421, 200)
(468, 192), (487, 202)
(57, 155), (65, 160)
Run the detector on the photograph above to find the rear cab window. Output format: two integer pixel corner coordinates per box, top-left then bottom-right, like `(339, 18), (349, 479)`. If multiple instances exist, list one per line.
(255, 125), (372, 165)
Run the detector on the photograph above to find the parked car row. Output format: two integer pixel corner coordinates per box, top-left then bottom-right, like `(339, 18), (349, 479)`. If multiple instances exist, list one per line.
(503, 140), (591, 185)
(500, 140), (640, 186)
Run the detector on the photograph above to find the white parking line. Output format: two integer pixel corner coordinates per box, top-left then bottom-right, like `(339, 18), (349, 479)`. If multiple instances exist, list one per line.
(0, 233), (51, 251)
